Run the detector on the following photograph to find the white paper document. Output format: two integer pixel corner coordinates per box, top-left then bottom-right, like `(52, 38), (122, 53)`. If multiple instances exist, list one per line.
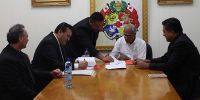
(105, 56), (126, 69)
(148, 73), (167, 78)
(72, 70), (96, 76)
(105, 62), (126, 69)
(76, 57), (96, 67)
(86, 66), (94, 70)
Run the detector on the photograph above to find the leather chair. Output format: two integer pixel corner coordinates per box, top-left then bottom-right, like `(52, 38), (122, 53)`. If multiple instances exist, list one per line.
(146, 43), (152, 59)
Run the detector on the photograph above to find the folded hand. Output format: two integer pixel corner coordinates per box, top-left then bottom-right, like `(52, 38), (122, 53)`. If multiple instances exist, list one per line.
(135, 60), (150, 69)
(51, 69), (63, 78)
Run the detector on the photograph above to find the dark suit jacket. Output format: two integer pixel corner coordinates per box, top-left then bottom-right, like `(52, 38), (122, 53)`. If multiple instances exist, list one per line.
(32, 32), (66, 71)
(149, 33), (200, 99)
(66, 17), (99, 60)
(31, 32), (66, 89)
(0, 45), (38, 100)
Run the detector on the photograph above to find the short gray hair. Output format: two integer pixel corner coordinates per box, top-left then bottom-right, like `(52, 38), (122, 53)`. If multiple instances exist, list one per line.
(7, 24), (25, 44)
(124, 24), (138, 34)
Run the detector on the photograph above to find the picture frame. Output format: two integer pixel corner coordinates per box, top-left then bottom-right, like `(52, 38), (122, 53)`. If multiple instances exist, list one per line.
(90, 0), (148, 51)
(32, 0), (70, 7)
(158, 0), (193, 5)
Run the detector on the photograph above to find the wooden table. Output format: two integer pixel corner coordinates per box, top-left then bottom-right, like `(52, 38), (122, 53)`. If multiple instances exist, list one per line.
(34, 62), (180, 100)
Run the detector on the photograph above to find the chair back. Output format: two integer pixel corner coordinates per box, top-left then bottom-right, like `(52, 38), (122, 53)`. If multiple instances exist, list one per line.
(146, 43), (152, 59)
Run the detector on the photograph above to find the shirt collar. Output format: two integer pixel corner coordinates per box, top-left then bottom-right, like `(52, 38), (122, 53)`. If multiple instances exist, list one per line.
(53, 32), (61, 46)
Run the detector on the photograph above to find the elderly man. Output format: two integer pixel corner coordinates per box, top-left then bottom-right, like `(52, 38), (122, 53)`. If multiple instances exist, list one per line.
(0, 24), (62, 100)
(109, 24), (146, 60)
(136, 18), (200, 100)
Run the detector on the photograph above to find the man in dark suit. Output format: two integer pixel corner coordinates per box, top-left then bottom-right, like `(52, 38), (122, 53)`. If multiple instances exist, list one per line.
(31, 22), (76, 89)
(32, 22), (87, 88)
(0, 24), (62, 100)
(136, 18), (200, 100)
(66, 12), (113, 62)
(32, 22), (73, 71)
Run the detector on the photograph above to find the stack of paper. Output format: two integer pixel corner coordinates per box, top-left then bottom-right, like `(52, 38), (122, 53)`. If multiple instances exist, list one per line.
(76, 57), (96, 67)
(72, 70), (96, 76)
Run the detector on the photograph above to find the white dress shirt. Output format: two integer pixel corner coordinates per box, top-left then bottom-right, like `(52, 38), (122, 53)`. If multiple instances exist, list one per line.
(110, 36), (146, 60)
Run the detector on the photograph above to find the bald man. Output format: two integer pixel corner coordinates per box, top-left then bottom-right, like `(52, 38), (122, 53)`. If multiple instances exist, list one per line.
(109, 24), (146, 60)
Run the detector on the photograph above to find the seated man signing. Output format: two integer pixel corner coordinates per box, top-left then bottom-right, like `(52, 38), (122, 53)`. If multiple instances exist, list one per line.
(31, 22), (87, 90)
(109, 24), (146, 60)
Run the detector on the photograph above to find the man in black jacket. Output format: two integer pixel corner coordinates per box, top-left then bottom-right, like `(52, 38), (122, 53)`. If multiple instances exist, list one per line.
(31, 22), (77, 89)
(32, 22), (73, 71)
(136, 18), (200, 100)
(66, 12), (113, 62)
(0, 24), (62, 100)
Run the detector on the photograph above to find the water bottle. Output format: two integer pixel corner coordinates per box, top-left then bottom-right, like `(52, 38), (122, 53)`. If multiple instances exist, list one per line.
(83, 48), (90, 57)
(64, 58), (72, 89)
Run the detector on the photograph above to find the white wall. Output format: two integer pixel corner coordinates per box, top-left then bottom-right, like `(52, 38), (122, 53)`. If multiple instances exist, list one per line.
(149, 0), (200, 57)
(0, 0), (200, 58)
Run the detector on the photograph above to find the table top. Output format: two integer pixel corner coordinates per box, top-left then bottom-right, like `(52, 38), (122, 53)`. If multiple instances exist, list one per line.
(34, 62), (180, 100)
